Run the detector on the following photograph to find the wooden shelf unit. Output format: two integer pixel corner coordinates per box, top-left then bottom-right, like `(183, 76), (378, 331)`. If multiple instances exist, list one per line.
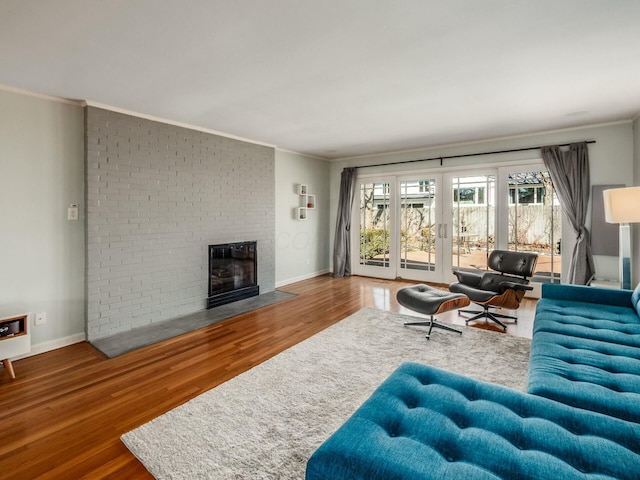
(0, 313), (31, 379)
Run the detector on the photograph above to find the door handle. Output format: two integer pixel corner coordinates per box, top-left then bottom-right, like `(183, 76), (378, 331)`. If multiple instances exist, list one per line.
(437, 224), (442, 239)
(443, 224), (448, 239)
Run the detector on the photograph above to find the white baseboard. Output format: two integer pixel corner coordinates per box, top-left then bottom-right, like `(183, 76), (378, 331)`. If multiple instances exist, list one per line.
(275, 269), (330, 288)
(15, 332), (86, 360)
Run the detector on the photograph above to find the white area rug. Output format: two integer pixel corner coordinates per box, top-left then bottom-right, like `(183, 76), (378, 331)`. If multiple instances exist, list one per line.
(122, 308), (531, 479)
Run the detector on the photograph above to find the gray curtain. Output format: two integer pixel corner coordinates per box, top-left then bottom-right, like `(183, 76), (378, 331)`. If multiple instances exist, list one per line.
(333, 167), (358, 277)
(541, 142), (595, 285)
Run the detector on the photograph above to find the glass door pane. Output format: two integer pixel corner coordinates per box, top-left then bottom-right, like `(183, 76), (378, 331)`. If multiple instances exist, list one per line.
(354, 179), (396, 278)
(507, 170), (561, 283)
(451, 174), (496, 271)
(399, 178), (440, 281)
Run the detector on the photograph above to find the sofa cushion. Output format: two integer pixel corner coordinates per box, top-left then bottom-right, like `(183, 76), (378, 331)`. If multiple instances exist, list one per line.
(632, 282), (640, 316)
(542, 283), (633, 308)
(528, 331), (640, 423)
(534, 298), (640, 347)
(529, 298), (640, 422)
(306, 362), (640, 480)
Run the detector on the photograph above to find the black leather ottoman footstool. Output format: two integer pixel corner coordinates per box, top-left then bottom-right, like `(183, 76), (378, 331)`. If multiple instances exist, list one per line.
(396, 284), (470, 339)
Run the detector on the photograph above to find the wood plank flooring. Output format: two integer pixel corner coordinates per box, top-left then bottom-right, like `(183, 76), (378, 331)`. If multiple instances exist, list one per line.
(0, 275), (536, 479)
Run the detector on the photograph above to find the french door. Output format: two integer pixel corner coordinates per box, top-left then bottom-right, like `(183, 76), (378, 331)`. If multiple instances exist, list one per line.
(353, 175), (447, 282)
(449, 172), (496, 274)
(397, 175), (446, 282)
(352, 165), (560, 286)
(497, 165), (562, 284)
(354, 177), (398, 279)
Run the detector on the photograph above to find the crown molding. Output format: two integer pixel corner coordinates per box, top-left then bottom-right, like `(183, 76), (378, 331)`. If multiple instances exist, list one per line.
(1, 85), (276, 149)
(275, 147), (328, 161)
(0, 83), (82, 106)
(83, 100), (277, 149)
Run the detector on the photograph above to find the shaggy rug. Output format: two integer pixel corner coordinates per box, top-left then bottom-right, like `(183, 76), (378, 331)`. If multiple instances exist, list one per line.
(122, 308), (531, 479)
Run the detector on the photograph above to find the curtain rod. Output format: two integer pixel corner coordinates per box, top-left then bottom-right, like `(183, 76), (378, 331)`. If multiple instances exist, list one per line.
(355, 140), (596, 168)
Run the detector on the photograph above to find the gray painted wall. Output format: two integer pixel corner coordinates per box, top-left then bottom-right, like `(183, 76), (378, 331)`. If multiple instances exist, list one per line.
(85, 107), (275, 340)
(275, 150), (330, 286)
(0, 90), (85, 350)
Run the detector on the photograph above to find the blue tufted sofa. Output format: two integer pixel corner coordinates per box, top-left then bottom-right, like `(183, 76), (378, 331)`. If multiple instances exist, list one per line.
(528, 283), (640, 424)
(306, 284), (640, 479)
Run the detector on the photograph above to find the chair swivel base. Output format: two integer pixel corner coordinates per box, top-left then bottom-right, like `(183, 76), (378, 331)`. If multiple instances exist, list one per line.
(404, 316), (462, 340)
(458, 306), (517, 331)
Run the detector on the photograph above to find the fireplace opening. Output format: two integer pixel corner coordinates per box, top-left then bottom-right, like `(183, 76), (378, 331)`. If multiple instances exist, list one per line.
(207, 241), (259, 309)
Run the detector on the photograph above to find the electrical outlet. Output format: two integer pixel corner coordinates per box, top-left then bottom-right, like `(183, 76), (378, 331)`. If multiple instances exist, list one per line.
(35, 312), (46, 325)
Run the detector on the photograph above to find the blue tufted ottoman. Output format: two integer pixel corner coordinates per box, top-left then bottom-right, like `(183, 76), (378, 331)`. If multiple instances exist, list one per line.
(306, 362), (640, 480)
(396, 284), (470, 339)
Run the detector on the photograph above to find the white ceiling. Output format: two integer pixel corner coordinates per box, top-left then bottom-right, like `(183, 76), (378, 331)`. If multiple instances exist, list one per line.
(1, 0), (640, 159)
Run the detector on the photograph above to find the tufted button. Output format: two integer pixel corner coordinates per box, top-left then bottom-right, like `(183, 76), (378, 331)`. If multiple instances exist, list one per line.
(443, 449), (458, 463)
(514, 409), (527, 419)
(402, 393), (419, 409)
(455, 417), (468, 429)
(574, 462), (590, 474)
(511, 437), (527, 450)
(465, 390), (479, 401)
(386, 421), (401, 438)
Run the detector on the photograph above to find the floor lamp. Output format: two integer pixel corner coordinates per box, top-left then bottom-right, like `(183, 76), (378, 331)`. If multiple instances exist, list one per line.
(603, 186), (640, 289)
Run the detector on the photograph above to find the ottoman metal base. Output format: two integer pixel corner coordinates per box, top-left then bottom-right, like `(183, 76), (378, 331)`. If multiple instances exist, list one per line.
(403, 316), (463, 339)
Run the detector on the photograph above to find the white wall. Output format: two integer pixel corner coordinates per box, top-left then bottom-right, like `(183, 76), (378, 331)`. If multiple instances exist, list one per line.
(0, 90), (85, 354)
(275, 150), (330, 286)
(329, 122), (635, 283)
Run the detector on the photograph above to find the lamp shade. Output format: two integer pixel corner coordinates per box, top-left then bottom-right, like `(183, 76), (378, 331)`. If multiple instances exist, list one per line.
(603, 186), (640, 224)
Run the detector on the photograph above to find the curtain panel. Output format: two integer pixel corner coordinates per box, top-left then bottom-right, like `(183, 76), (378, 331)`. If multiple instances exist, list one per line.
(333, 167), (358, 277)
(541, 142), (595, 285)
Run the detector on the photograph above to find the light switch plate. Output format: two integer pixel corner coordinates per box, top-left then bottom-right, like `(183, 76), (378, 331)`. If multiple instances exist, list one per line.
(68, 204), (79, 221)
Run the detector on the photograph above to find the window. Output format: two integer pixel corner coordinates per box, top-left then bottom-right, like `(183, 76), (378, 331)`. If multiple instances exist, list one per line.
(509, 186), (545, 205)
(453, 187), (485, 205)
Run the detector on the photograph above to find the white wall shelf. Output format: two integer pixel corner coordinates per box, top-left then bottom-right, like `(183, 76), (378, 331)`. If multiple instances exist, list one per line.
(296, 184), (316, 220)
(301, 194), (315, 210)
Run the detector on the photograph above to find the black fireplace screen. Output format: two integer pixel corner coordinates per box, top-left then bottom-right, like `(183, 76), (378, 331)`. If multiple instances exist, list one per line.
(207, 241), (259, 308)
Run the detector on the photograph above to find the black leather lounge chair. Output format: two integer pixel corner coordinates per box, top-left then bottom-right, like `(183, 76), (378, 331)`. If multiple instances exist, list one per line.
(449, 250), (538, 330)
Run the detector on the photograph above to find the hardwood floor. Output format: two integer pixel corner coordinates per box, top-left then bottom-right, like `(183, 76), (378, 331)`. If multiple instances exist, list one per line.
(0, 275), (536, 479)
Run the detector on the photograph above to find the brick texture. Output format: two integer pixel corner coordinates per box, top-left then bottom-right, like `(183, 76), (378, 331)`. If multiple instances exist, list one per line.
(85, 107), (275, 340)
